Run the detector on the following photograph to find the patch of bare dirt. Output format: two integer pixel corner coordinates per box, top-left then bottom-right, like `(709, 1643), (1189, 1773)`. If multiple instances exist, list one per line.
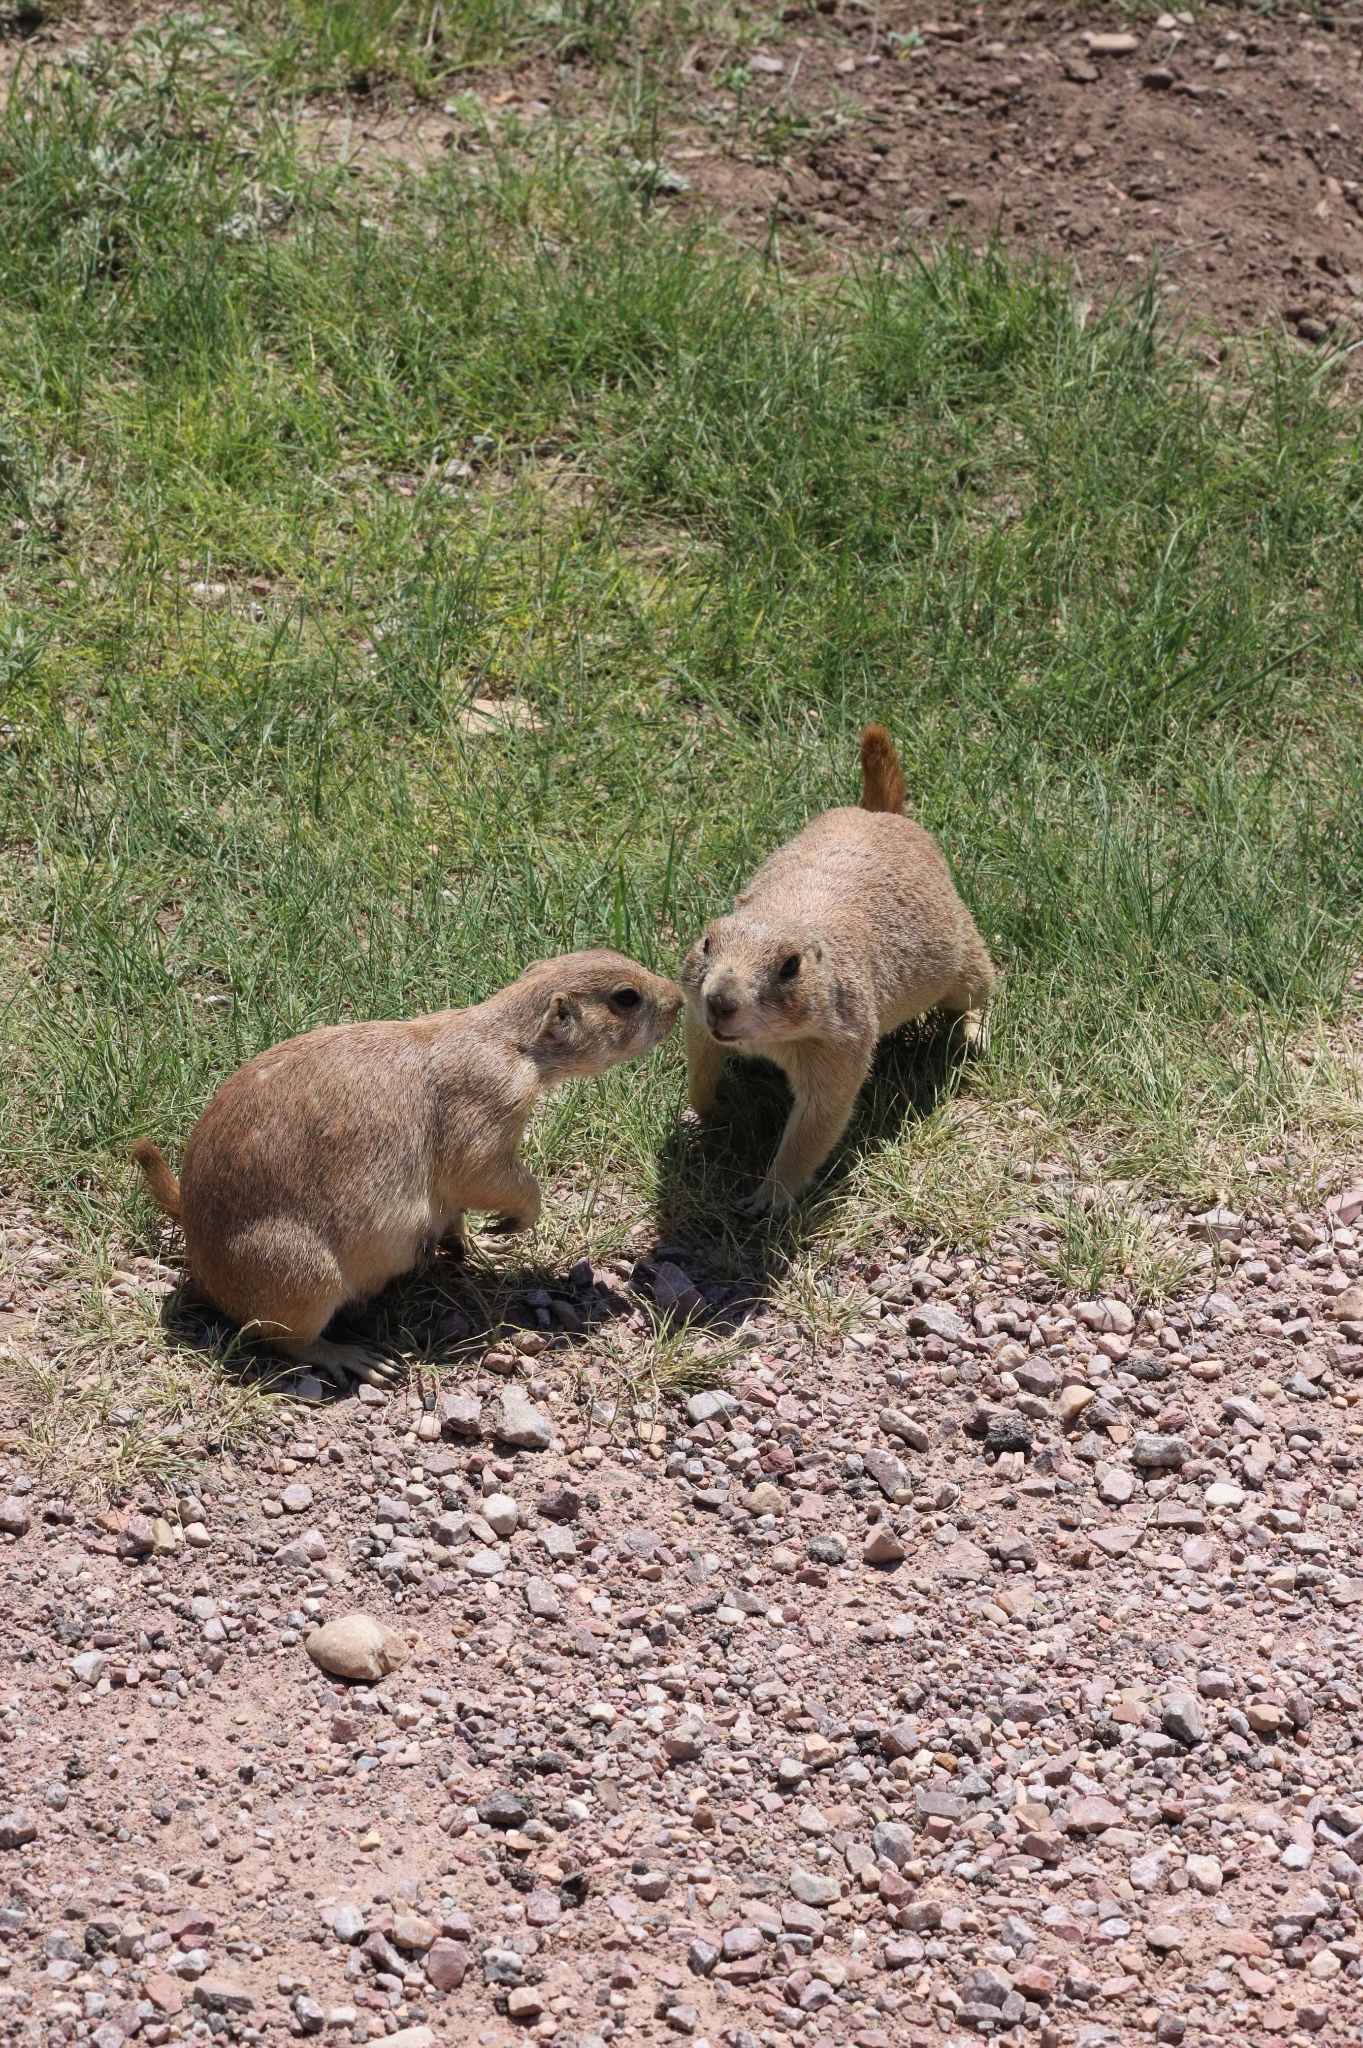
(405, 4), (1363, 346)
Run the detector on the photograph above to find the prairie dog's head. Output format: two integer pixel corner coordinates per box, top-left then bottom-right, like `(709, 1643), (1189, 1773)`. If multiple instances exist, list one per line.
(682, 916), (837, 1045)
(519, 950), (682, 1076)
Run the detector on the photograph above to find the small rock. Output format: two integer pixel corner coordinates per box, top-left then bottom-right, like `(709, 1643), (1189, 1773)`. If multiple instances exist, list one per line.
(478, 1789), (530, 1830)
(71, 1650), (106, 1686)
(1132, 1432), (1191, 1469)
(872, 1820), (916, 1867)
(1161, 1690), (1206, 1746)
(880, 1408), (930, 1451)
(0, 1496), (31, 1537)
(495, 1390), (551, 1451)
(0, 1809), (37, 1850)
(1084, 29), (1138, 50)
(281, 1483), (313, 1514)
(525, 1577), (561, 1620)
(275, 1528), (328, 1569)
(1058, 1384), (1097, 1427)
(686, 1389), (740, 1426)
(305, 1614), (408, 1683)
(538, 1483), (580, 1521)
(808, 1534), (846, 1564)
(1076, 1298), (1135, 1334)
(191, 1978), (255, 2015)
(653, 1262), (703, 1318)
(438, 1392), (483, 1439)
(482, 1492), (519, 1537)
(1097, 1467), (1135, 1505)
(664, 1722), (705, 1762)
(789, 1870), (840, 1906)
(863, 1522), (906, 1565)
(1066, 1795), (1126, 1833)
(466, 1546), (506, 1578)
(908, 1303), (967, 1342)
(1185, 1854), (1222, 1894)
(333, 1906), (366, 1944)
(746, 1481), (786, 1517)
(292, 1996), (325, 2035)
(391, 1914), (437, 1954)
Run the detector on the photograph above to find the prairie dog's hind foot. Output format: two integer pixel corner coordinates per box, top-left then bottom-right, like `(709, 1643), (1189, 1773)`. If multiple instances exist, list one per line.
(297, 1337), (403, 1392)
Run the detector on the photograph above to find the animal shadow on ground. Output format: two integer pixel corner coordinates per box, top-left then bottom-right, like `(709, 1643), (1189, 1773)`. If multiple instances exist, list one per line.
(155, 1242), (645, 1407)
(649, 1009), (977, 1299)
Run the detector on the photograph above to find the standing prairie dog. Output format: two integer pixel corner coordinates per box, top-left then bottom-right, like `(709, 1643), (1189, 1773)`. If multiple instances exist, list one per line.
(132, 951), (682, 1388)
(682, 725), (994, 1217)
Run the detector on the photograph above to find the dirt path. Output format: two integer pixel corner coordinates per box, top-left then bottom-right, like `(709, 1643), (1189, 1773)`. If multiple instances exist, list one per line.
(2, 1193), (1363, 2048)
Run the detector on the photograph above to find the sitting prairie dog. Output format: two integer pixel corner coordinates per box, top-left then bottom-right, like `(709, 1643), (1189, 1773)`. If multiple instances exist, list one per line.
(682, 725), (994, 1217)
(132, 951), (681, 1388)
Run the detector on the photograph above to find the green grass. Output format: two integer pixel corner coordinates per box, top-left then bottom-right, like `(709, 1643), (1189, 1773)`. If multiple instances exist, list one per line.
(2, 12), (1363, 1321)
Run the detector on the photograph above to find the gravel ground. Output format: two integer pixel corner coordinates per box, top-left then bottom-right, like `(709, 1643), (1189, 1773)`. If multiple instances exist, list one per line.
(3, 1189), (1363, 2048)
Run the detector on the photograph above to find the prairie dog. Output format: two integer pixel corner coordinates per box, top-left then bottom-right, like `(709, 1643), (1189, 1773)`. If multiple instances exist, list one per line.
(132, 951), (682, 1388)
(682, 725), (994, 1217)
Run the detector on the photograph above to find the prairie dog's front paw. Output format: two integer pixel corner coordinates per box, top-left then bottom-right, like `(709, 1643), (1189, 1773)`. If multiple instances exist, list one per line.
(738, 1181), (794, 1220)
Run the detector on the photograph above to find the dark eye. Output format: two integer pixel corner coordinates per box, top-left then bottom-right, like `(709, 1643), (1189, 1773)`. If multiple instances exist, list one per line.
(612, 987), (641, 1009)
(778, 954), (801, 981)
(702, 936), (711, 955)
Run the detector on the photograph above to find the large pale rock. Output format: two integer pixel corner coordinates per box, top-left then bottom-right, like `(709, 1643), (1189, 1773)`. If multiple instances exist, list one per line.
(0, 1496), (31, 1537)
(305, 1614), (408, 1683)
(494, 1391), (551, 1450)
(1066, 1795), (1126, 1833)
(1161, 1690), (1205, 1746)
(1076, 1298), (1135, 1334)
(908, 1303), (966, 1342)
(862, 1522), (906, 1565)
(872, 1820), (916, 1867)
(482, 1493), (519, 1537)
(1058, 1384), (1096, 1428)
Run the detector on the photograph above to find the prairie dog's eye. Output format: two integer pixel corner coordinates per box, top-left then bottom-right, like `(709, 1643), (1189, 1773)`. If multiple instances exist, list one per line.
(702, 936), (711, 955)
(778, 953), (801, 981)
(612, 987), (642, 1009)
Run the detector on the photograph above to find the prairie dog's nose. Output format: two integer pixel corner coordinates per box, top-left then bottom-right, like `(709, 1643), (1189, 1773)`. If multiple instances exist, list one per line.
(705, 988), (739, 1030)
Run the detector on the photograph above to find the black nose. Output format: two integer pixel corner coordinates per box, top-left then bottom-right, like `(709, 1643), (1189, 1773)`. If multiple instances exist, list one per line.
(706, 991), (738, 1022)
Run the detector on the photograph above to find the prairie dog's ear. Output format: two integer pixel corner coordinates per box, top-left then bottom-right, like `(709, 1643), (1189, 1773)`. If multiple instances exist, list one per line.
(536, 991), (583, 1045)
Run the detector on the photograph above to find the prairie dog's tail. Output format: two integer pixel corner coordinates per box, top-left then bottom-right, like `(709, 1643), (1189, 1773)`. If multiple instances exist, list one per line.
(859, 723), (908, 816)
(131, 1138), (181, 1220)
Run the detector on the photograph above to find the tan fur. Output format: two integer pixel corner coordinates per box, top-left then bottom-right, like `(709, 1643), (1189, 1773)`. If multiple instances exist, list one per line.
(858, 722), (908, 816)
(130, 1137), (181, 1220)
(682, 726), (994, 1216)
(131, 951), (681, 1387)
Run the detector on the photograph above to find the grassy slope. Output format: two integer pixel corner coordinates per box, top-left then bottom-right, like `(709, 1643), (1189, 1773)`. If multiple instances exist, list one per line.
(1, 14), (1362, 1301)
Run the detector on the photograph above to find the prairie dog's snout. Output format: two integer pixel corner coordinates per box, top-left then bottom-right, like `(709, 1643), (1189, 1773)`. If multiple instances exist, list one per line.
(130, 948), (681, 1391)
(684, 922), (830, 1044)
(683, 723), (994, 1216)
